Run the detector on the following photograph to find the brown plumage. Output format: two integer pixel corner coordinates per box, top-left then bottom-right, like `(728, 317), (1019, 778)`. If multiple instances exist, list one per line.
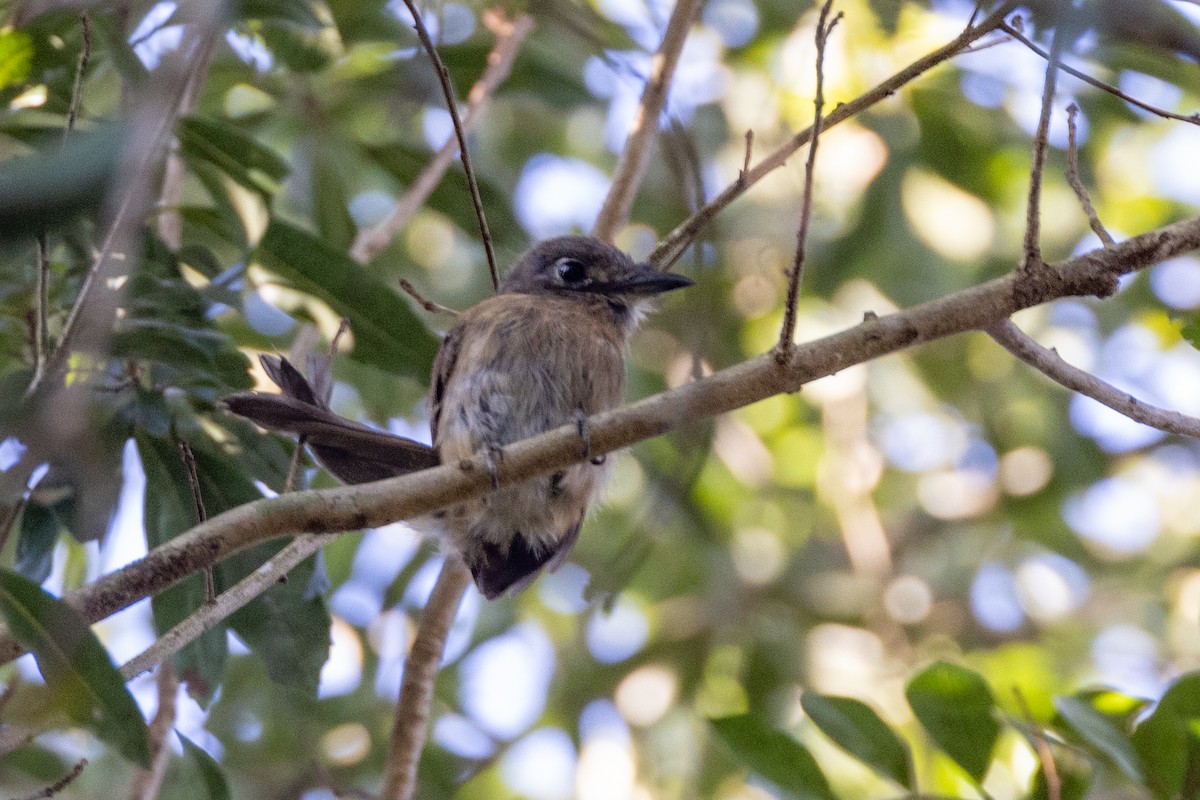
(226, 235), (691, 599)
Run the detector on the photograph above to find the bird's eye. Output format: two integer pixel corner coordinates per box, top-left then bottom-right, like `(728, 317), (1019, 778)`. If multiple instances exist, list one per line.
(556, 257), (588, 284)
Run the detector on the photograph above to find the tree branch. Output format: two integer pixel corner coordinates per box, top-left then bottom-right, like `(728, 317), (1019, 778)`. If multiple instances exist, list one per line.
(999, 21), (1200, 127)
(776, 0), (840, 361)
(1022, 22), (1064, 271)
(647, 1), (1020, 271)
(380, 559), (472, 800)
(349, 12), (534, 265)
(592, 0), (703, 243)
(398, 0), (498, 290)
(1, 213), (1196, 666)
(1064, 103), (1114, 246)
(127, 666), (177, 800)
(987, 319), (1200, 439)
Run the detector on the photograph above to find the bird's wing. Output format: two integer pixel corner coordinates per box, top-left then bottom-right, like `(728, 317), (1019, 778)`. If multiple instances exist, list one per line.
(429, 322), (465, 449)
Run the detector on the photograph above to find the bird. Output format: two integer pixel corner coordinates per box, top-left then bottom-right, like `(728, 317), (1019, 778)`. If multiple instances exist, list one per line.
(225, 235), (692, 599)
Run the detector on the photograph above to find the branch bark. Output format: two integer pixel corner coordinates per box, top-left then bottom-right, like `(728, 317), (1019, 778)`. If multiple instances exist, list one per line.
(987, 319), (1200, 438)
(648, 1), (1020, 270)
(1, 213), (1197, 666)
(592, 0), (703, 242)
(379, 560), (472, 800)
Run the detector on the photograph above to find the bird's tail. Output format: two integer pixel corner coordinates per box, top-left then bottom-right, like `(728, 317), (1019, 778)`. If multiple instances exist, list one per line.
(224, 355), (439, 484)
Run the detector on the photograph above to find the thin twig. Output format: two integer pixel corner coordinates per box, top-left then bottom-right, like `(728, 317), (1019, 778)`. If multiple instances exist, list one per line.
(399, 278), (459, 316)
(1013, 687), (1061, 800)
(28, 11), (88, 397)
(776, 1), (841, 361)
(1000, 22), (1200, 126)
(32, 235), (49, 387)
(1064, 104), (1114, 246)
(127, 667), (177, 800)
(157, 30), (219, 250)
(648, 1), (1021, 270)
(13, 757), (87, 800)
(592, 0), (703, 242)
(988, 319), (1200, 438)
(739, 129), (754, 182)
(1021, 23), (1064, 271)
(62, 12), (90, 141)
(380, 559), (472, 800)
(119, 532), (338, 680)
(350, 11), (534, 266)
(399, 0), (498, 291)
(177, 440), (215, 604)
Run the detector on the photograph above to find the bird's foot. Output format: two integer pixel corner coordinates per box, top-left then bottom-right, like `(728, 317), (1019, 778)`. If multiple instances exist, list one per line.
(575, 409), (606, 466)
(485, 444), (504, 490)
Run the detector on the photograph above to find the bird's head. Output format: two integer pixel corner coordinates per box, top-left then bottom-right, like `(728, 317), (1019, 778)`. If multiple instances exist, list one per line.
(500, 236), (693, 314)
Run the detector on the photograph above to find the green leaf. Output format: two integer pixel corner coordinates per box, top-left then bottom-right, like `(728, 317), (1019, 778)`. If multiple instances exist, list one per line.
(1182, 315), (1200, 352)
(15, 503), (59, 583)
(1132, 672), (1200, 799)
(905, 661), (999, 783)
(234, 0), (323, 26)
(177, 116), (290, 196)
(254, 219), (439, 379)
(0, 125), (121, 242)
(0, 569), (151, 766)
(801, 692), (911, 788)
(1055, 695), (1143, 781)
(0, 30), (34, 89)
(363, 142), (526, 251)
(711, 714), (832, 800)
(180, 733), (232, 800)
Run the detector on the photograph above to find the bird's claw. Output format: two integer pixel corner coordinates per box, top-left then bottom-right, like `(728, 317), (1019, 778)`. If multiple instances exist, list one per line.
(485, 444), (503, 490)
(575, 409), (591, 461)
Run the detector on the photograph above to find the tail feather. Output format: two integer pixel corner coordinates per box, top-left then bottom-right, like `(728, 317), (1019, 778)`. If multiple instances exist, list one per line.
(224, 356), (438, 484)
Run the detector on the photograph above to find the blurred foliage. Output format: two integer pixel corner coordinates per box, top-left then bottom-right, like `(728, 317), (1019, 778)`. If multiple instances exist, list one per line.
(0, 0), (1199, 798)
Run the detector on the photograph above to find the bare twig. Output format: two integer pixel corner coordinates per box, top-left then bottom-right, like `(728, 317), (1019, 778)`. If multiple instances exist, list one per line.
(1064, 104), (1115, 246)
(648, 1), (1021, 270)
(119, 532), (338, 680)
(1000, 22), (1200, 126)
(177, 439), (215, 604)
(127, 667), (177, 800)
(739, 129), (754, 182)
(2, 215), (1196, 667)
(380, 559), (472, 800)
(988, 319), (1200, 439)
(399, 278), (459, 316)
(350, 11), (534, 266)
(13, 757), (87, 800)
(397, 0), (498, 290)
(1014, 687), (1061, 800)
(28, 11), (89, 398)
(32, 235), (50, 387)
(592, 0), (703, 242)
(1022, 23), (1065, 271)
(63, 12), (90, 141)
(776, 1), (841, 361)
(157, 30), (220, 250)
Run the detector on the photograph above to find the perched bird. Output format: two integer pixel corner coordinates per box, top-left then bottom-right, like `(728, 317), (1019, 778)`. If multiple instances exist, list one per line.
(226, 235), (692, 599)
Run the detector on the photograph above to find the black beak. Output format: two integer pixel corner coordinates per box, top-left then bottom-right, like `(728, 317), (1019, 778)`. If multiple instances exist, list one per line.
(587, 265), (694, 296)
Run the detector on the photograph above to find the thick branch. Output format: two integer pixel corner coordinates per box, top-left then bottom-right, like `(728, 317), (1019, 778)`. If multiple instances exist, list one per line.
(592, 0), (703, 242)
(987, 319), (1200, 438)
(647, 1), (1020, 270)
(0, 214), (1195, 666)
(380, 560), (472, 800)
